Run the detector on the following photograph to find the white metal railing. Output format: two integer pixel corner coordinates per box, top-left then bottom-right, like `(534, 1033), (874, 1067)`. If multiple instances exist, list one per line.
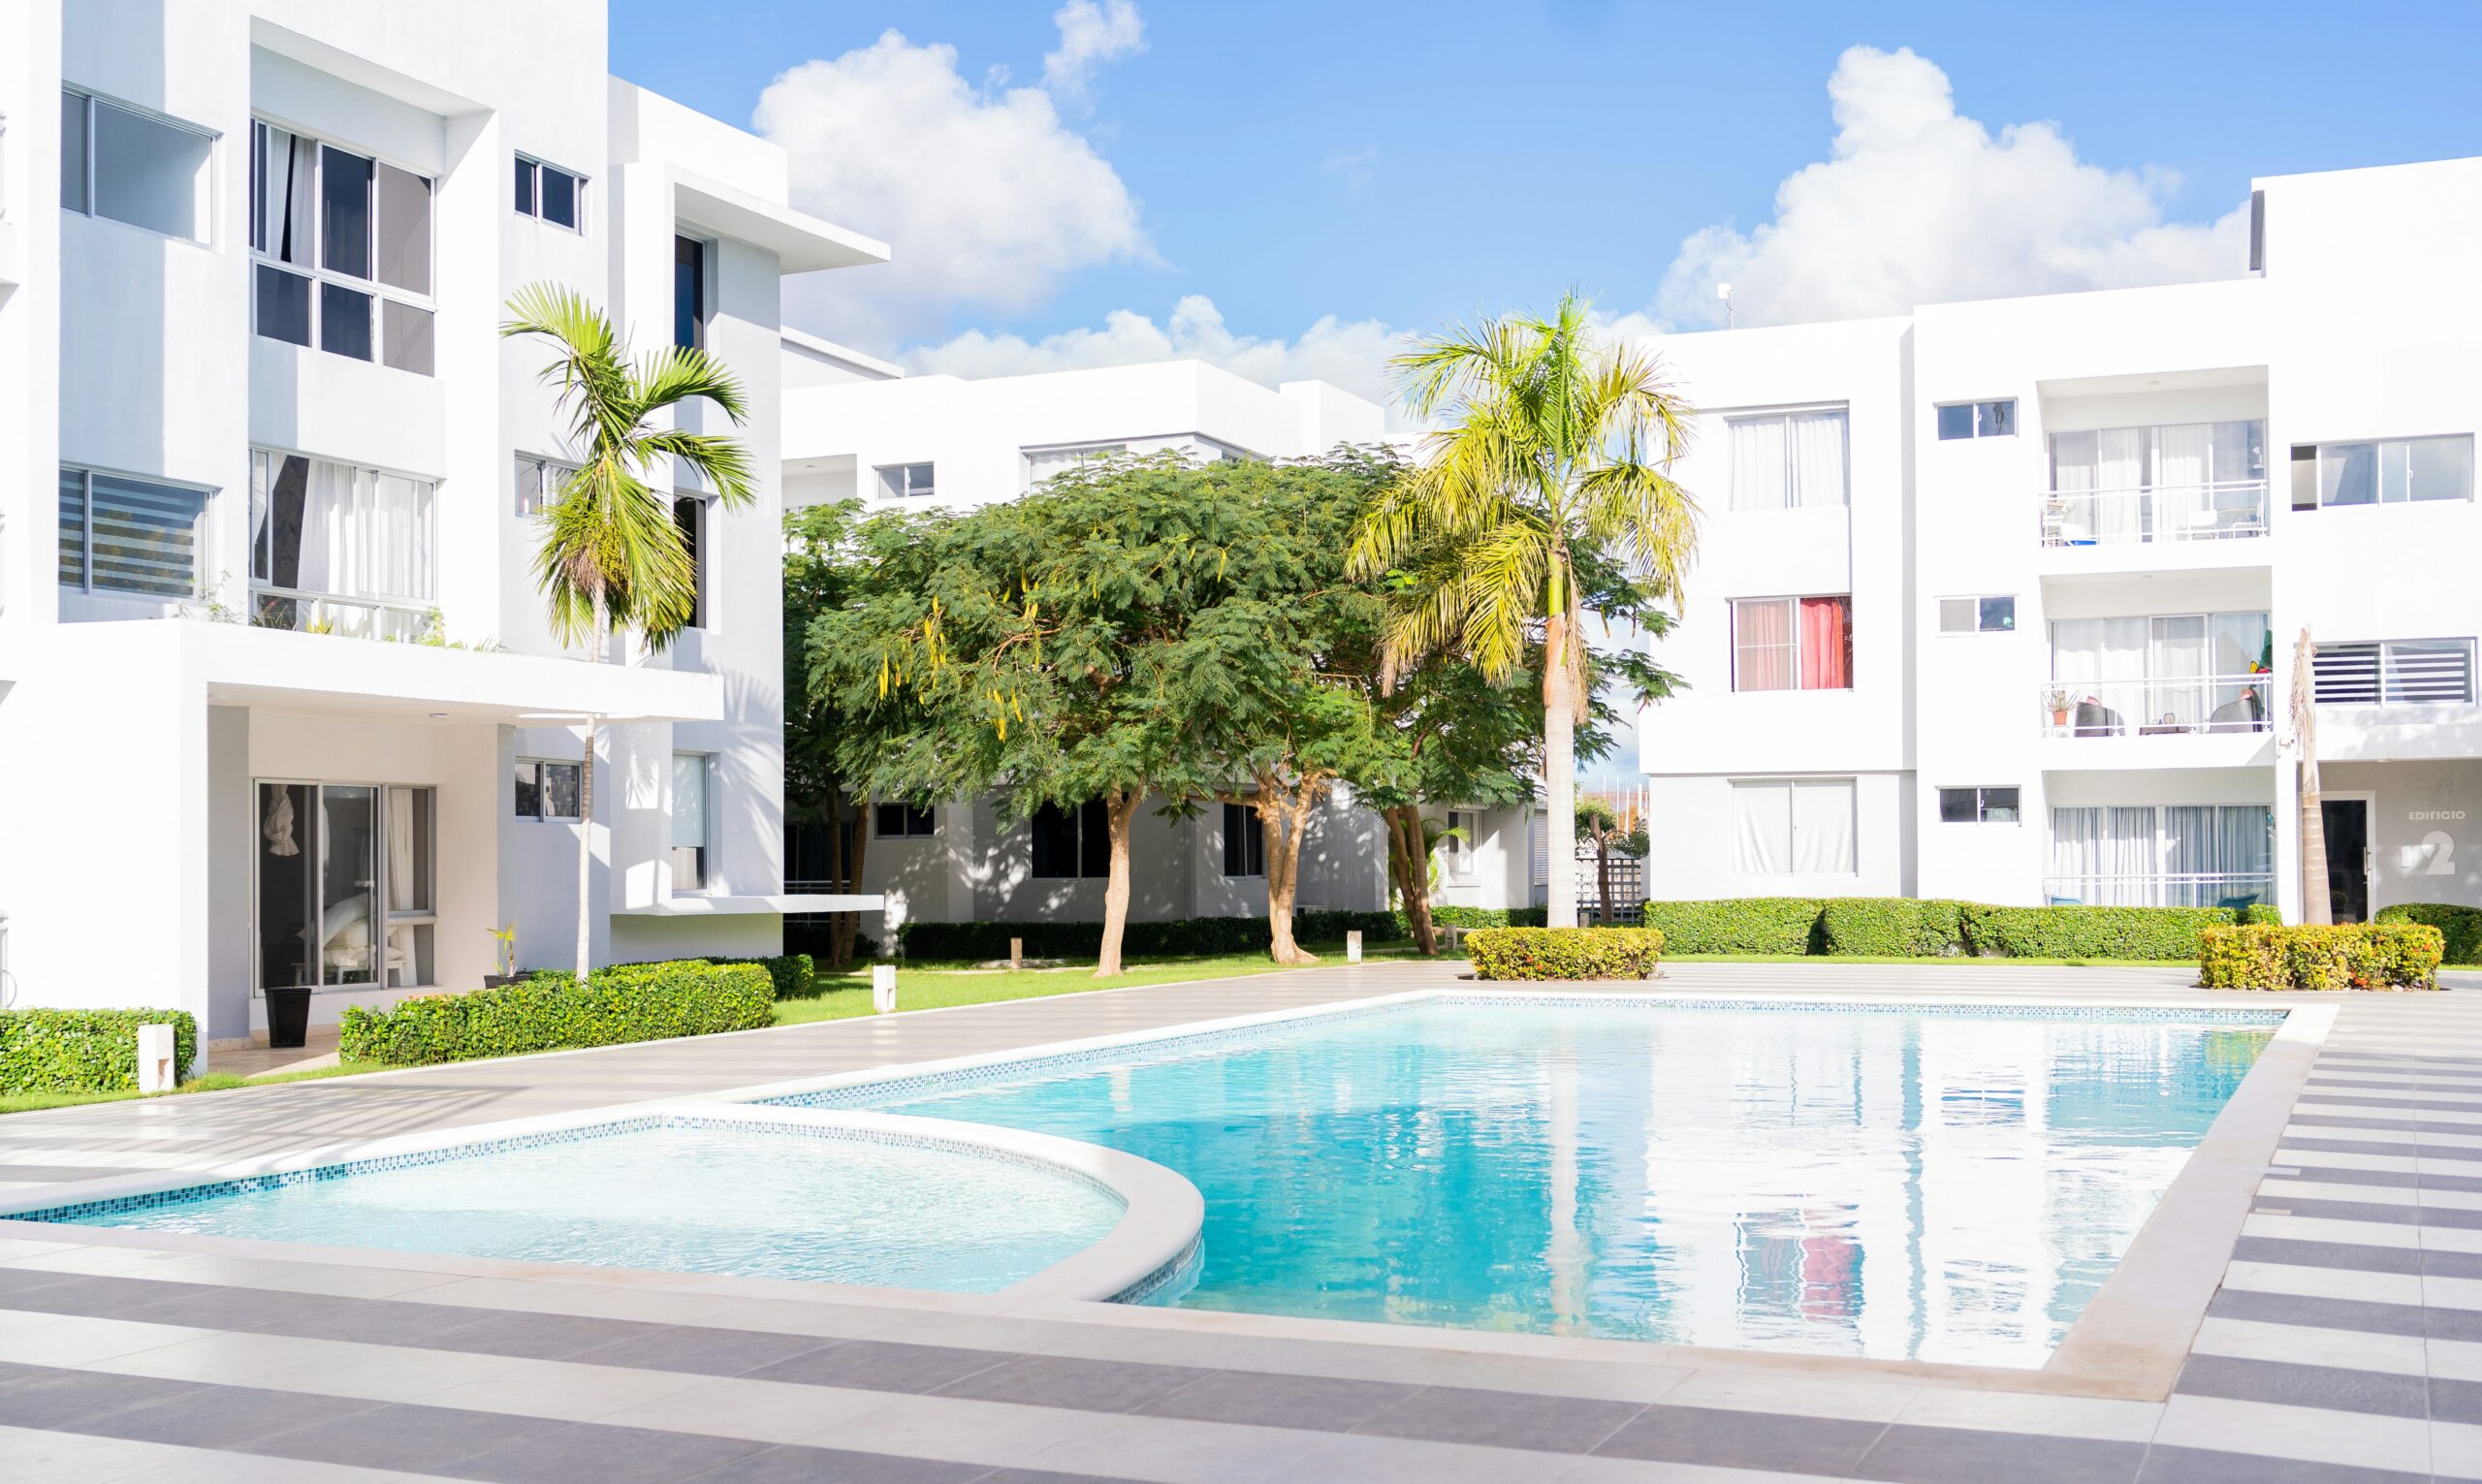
(2039, 675), (2274, 738)
(251, 586), (432, 642)
(2039, 479), (2270, 547)
(2041, 872), (2275, 909)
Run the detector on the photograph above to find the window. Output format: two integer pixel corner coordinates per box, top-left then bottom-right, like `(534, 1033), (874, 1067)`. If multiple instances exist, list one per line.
(2049, 613), (2272, 735)
(2049, 804), (2272, 907)
(1031, 800), (1111, 879)
(1441, 809), (1477, 879)
(878, 462), (937, 500)
(515, 455), (577, 518)
(60, 88), (211, 242)
(514, 759), (583, 821)
(251, 121), (433, 373)
(1939, 596), (2016, 635)
(875, 803), (936, 837)
(1936, 400), (2017, 440)
(256, 782), (437, 991)
(247, 451), (435, 637)
(1025, 442), (1130, 487)
(1223, 804), (1266, 877)
(513, 156), (584, 230)
(673, 753), (710, 892)
(1731, 779), (1855, 875)
(2293, 436), (2474, 509)
(1938, 786), (2021, 824)
(2313, 640), (2476, 706)
(1727, 409), (1848, 510)
(674, 495), (706, 629)
(674, 237), (705, 350)
(2049, 421), (2268, 544)
(1731, 596), (1852, 690)
(58, 467), (207, 598)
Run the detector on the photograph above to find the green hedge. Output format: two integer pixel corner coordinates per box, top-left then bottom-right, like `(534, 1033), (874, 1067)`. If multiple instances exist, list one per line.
(2198, 923), (2444, 990)
(2375, 903), (2482, 964)
(340, 961), (773, 1066)
(1638, 898), (2281, 960)
(895, 911), (1404, 961)
(1468, 927), (1666, 980)
(1425, 905), (1547, 931)
(0, 1008), (198, 1093)
(697, 954), (816, 1000)
(1819, 899), (1969, 957)
(1639, 899), (1826, 955)
(1957, 904), (2244, 961)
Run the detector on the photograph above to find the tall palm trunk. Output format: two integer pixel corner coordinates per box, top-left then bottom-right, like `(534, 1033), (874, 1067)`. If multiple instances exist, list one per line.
(2292, 629), (2331, 925)
(576, 596), (604, 977)
(1095, 791), (1143, 976)
(1543, 609), (1578, 930)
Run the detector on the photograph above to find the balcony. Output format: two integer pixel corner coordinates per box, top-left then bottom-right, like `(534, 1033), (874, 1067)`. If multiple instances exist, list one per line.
(2038, 479), (2269, 548)
(2040, 675), (2272, 739)
(2040, 872), (2274, 909)
(251, 587), (433, 643)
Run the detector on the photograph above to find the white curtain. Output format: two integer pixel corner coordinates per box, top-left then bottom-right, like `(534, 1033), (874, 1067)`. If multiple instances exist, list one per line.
(1790, 412), (1848, 507)
(1734, 599), (1795, 691)
(296, 458), (353, 596)
(2156, 424), (2212, 536)
(2163, 805), (2216, 903)
(367, 473), (433, 600)
(2151, 616), (2208, 727)
(2051, 431), (2098, 541)
(255, 124), (314, 265)
(2219, 805), (2272, 892)
(2108, 806), (2157, 904)
(2049, 807), (2098, 901)
(2096, 428), (2147, 542)
(673, 754), (708, 851)
(1730, 417), (1788, 511)
(1792, 780), (1855, 874)
(1733, 782), (1792, 873)
(386, 788), (417, 987)
(2052, 617), (2147, 727)
(2050, 805), (2159, 903)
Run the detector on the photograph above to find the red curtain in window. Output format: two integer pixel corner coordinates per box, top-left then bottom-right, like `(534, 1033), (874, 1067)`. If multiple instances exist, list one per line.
(1800, 596), (1852, 689)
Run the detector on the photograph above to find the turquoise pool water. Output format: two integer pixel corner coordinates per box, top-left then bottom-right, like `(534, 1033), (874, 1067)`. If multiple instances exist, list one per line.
(43, 1122), (1121, 1294)
(833, 999), (2276, 1364)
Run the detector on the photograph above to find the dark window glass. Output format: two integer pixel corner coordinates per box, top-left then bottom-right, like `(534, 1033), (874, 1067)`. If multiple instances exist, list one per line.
(514, 761), (541, 819)
(319, 146), (372, 278)
(1982, 787), (2021, 823)
(1978, 595), (2016, 632)
(1936, 404), (1974, 440)
(875, 803), (935, 837)
(1031, 803), (1079, 878)
(542, 762), (581, 819)
(514, 156), (534, 214)
(674, 236), (704, 350)
(61, 91), (87, 211)
(1223, 803), (1266, 877)
(319, 282), (372, 360)
(1938, 788), (1978, 824)
(58, 468), (87, 588)
(1079, 800), (1111, 878)
(540, 167), (577, 229)
(674, 495), (703, 627)
(1978, 399), (2017, 436)
(374, 162), (431, 294)
(255, 265), (312, 346)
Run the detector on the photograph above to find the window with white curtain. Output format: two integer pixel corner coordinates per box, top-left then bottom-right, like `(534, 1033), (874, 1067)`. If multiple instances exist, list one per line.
(248, 450), (436, 636)
(672, 753), (711, 893)
(1727, 410), (1847, 510)
(2047, 421), (2267, 542)
(2047, 805), (2272, 906)
(2049, 611), (2270, 732)
(1732, 596), (1854, 691)
(1731, 779), (1855, 875)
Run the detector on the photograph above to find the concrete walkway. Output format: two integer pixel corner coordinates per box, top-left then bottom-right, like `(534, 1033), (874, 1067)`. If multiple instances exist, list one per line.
(0, 961), (2475, 1481)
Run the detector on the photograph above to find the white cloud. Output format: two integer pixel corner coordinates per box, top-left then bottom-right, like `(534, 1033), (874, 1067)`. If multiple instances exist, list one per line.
(756, 29), (1149, 346)
(906, 294), (1411, 416)
(1043, 0), (1146, 103)
(1654, 45), (2248, 330)
(1322, 144), (1381, 197)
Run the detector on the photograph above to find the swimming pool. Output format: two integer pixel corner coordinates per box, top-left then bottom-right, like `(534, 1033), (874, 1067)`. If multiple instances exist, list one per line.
(804, 997), (2279, 1365)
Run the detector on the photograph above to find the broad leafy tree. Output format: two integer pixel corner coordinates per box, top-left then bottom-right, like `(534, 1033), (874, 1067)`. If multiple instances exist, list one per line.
(503, 284), (752, 976)
(783, 499), (876, 966)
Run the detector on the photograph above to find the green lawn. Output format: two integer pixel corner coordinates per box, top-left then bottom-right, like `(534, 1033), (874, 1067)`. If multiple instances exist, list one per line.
(1663, 952), (2200, 968)
(0, 1060), (388, 1118)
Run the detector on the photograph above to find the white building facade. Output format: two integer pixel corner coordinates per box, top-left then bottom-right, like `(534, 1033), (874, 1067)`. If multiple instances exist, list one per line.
(0, 0), (884, 1048)
(778, 358), (1545, 932)
(1639, 156), (2482, 924)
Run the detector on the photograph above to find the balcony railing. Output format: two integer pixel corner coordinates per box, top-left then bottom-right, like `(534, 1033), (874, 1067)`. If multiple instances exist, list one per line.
(2042, 872), (2274, 909)
(2040, 675), (2273, 738)
(252, 587), (432, 642)
(2039, 479), (2270, 547)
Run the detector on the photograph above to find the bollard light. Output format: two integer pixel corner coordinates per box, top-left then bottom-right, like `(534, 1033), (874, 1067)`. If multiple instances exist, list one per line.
(1346, 930), (1363, 963)
(871, 963), (898, 1013)
(1010, 935), (1024, 970)
(137, 1024), (177, 1093)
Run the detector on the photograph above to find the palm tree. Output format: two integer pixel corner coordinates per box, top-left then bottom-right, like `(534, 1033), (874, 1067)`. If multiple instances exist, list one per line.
(502, 284), (755, 976)
(1351, 293), (1698, 930)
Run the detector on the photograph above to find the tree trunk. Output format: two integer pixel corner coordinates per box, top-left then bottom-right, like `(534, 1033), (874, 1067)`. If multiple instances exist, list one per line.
(1260, 779), (1319, 965)
(1543, 608), (1579, 930)
(841, 793), (872, 964)
(1595, 837), (1614, 928)
(821, 781), (855, 969)
(2292, 629), (2330, 925)
(576, 603), (604, 979)
(1384, 804), (1439, 956)
(1095, 790), (1143, 976)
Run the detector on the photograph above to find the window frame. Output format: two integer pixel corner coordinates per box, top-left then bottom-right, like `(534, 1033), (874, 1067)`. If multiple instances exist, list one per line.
(877, 462), (938, 501)
(671, 751), (713, 894)
(60, 86), (215, 245)
(245, 447), (439, 634)
(1030, 800), (1112, 879)
(1937, 595), (2017, 635)
(515, 454), (579, 519)
(2312, 638), (2478, 707)
(1723, 405), (1851, 510)
(512, 154), (588, 232)
(1937, 786), (2021, 824)
(57, 464), (212, 600)
(874, 802), (937, 838)
(1935, 399), (2018, 441)
(1222, 803), (1266, 878)
(249, 116), (436, 373)
(1440, 809), (1478, 880)
(252, 778), (439, 993)
(1731, 594), (1854, 692)
(2292, 434), (2476, 510)
(513, 758), (585, 822)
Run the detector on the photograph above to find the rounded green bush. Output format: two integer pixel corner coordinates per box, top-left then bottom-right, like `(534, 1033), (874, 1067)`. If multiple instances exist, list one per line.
(1468, 927), (1665, 980)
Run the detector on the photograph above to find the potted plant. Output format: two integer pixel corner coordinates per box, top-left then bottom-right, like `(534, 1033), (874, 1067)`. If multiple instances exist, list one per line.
(2045, 686), (2073, 728)
(482, 924), (530, 988)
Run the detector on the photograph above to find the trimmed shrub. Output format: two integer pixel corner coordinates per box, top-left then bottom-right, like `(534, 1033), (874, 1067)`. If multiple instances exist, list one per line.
(2376, 903), (2482, 964)
(1638, 899), (1825, 955)
(340, 961), (773, 1066)
(2198, 923), (2445, 991)
(1422, 905), (1548, 931)
(0, 1008), (198, 1093)
(701, 954), (815, 1000)
(1818, 899), (1968, 957)
(1468, 927), (1666, 980)
(2237, 902), (2284, 927)
(896, 911), (1405, 962)
(1958, 904), (2236, 961)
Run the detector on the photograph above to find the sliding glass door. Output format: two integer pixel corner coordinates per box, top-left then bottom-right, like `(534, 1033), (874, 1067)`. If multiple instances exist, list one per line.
(256, 780), (435, 993)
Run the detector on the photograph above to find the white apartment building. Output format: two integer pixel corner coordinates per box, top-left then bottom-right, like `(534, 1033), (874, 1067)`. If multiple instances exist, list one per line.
(1639, 156), (2482, 925)
(777, 357), (1544, 931)
(0, 0), (885, 1050)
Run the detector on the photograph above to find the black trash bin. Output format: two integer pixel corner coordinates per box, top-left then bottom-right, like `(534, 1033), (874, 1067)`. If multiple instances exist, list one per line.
(265, 987), (313, 1049)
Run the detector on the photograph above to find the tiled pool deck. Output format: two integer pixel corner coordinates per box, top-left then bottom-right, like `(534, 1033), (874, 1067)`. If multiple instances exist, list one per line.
(0, 960), (2477, 1482)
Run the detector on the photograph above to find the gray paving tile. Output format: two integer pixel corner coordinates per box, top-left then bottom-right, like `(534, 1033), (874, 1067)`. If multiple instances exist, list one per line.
(424, 1310), (678, 1360)
(1137, 1368), (1421, 1432)
(1352, 1383), (1644, 1454)
(2208, 1287), (2430, 1336)
(2428, 1248), (2482, 1279)
(2433, 1306), (2482, 1342)
(0, 1274), (175, 1317)
(686, 1444), (991, 1482)
(563, 1323), (834, 1377)
(932, 1354), (1219, 1414)
(0, 1265), (87, 1298)
(2431, 1374), (2482, 1424)
(2269, 1165), (2423, 1189)
(2282, 1137), (2430, 1161)
(83, 1380), (382, 1448)
(440, 1418), (770, 1483)
(1852, 1424), (2142, 1483)
(243, 1399), (573, 1470)
(743, 1339), (1015, 1395)
(2172, 1355), (2427, 1418)
(975, 1471), (1160, 1484)
(2301, 1093), (2482, 1114)
(2227, 1236), (2424, 1275)
(2251, 1196), (2430, 1227)
(1591, 1403), (1885, 1474)
(2133, 1444), (2430, 1483)
(0, 1366), (201, 1429)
